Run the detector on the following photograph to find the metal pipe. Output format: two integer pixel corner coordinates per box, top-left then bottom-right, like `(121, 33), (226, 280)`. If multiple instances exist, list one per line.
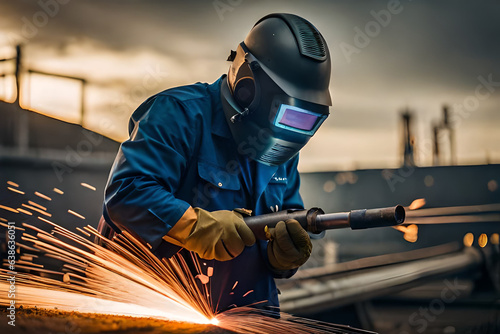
(316, 205), (406, 230)
(28, 68), (86, 82)
(278, 247), (483, 315)
(406, 203), (500, 218)
(244, 205), (405, 240)
(405, 214), (500, 225)
(27, 68), (87, 126)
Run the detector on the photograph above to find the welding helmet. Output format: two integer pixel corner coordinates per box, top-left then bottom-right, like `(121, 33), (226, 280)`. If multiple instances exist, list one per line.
(221, 13), (332, 166)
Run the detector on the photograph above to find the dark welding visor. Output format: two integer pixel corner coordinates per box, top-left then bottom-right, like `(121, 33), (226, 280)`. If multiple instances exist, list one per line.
(273, 104), (327, 135)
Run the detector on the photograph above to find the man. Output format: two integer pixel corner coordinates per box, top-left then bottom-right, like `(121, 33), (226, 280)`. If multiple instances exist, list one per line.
(100, 13), (332, 313)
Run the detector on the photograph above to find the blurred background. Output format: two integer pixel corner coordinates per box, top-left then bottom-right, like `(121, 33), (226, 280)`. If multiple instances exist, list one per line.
(1, 1), (499, 333)
(0, 0), (499, 171)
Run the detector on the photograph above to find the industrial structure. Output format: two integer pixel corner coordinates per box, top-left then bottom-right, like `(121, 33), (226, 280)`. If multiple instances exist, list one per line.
(1, 45), (499, 333)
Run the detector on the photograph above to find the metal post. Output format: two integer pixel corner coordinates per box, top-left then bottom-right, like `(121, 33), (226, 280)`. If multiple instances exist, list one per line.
(80, 79), (87, 126)
(27, 69), (86, 126)
(401, 110), (415, 167)
(433, 124), (440, 166)
(15, 45), (22, 106)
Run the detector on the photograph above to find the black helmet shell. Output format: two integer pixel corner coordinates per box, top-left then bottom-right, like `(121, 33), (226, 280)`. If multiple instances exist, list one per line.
(244, 13), (332, 106)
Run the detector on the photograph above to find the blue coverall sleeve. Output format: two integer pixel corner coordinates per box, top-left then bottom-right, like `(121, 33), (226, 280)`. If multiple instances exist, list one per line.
(104, 95), (200, 253)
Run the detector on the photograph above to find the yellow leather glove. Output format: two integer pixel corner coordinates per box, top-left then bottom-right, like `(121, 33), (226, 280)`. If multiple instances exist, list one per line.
(164, 207), (256, 261)
(267, 219), (312, 270)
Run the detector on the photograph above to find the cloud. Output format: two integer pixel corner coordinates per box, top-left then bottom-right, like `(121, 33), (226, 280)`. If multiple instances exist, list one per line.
(0, 0), (499, 169)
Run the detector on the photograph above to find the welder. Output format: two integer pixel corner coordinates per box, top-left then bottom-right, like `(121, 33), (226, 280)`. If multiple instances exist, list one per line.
(99, 13), (332, 312)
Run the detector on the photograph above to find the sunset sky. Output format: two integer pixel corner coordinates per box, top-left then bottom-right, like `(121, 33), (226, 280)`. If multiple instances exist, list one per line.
(0, 0), (499, 172)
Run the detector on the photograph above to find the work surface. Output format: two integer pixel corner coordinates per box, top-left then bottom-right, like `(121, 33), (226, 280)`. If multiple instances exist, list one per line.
(0, 307), (236, 334)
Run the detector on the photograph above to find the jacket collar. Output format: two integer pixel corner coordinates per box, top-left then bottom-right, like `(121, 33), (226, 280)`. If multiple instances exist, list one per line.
(211, 75), (233, 139)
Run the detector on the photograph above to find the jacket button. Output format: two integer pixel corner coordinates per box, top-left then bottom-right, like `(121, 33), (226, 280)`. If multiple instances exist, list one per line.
(218, 182), (223, 187)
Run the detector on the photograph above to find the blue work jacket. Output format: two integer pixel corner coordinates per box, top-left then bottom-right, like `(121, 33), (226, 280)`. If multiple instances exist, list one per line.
(103, 75), (304, 313)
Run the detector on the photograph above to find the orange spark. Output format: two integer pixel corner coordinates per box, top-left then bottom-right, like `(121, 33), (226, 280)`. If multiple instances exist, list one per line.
(28, 200), (47, 211)
(216, 307), (352, 333)
(8, 187), (25, 195)
(1, 221), (216, 325)
(207, 266), (213, 277)
(0, 218), (7, 222)
(17, 208), (33, 216)
(463, 233), (474, 247)
(80, 182), (96, 191)
(478, 234), (488, 248)
(0, 222), (25, 230)
(242, 290), (254, 298)
(35, 191), (52, 201)
(409, 198), (426, 210)
(76, 227), (91, 237)
(7, 181), (19, 187)
(37, 216), (55, 225)
(392, 224), (418, 243)
(232, 281), (238, 290)
(68, 209), (85, 219)
(0, 205), (19, 213)
(1, 222), (370, 333)
(22, 204), (51, 217)
(17, 260), (43, 268)
(196, 274), (210, 285)
(0, 197), (374, 333)
(53, 188), (64, 194)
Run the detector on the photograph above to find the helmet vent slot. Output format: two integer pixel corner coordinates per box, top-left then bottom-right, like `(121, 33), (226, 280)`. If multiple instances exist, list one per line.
(289, 17), (327, 61)
(253, 13), (329, 62)
(260, 143), (296, 165)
